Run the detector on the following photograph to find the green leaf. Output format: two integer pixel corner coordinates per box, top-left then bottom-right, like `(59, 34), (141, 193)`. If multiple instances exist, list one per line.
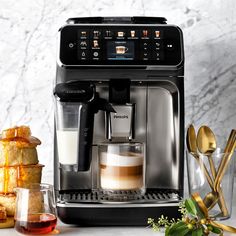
(167, 221), (190, 236)
(192, 228), (203, 236)
(207, 224), (222, 234)
(185, 199), (197, 216)
(176, 228), (190, 236)
(168, 221), (185, 232)
(165, 226), (170, 236)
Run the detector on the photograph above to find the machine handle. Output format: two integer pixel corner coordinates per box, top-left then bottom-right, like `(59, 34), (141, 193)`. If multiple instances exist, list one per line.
(77, 103), (95, 171)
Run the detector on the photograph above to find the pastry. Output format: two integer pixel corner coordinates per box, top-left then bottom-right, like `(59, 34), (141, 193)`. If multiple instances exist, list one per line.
(0, 143), (38, 167)
(0, 217), (14, 229)
(0, 205), (7, 222)
(0, 164), (44, 193)
(0, 194), (15, 216)
(0, 126), (44, 227)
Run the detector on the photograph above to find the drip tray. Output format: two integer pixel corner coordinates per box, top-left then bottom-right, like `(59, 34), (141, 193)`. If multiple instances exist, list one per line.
(58, 189), (181, 204)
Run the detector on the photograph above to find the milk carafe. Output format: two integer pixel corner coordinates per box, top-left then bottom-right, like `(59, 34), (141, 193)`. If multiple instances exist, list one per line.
(54, 81), (114, 171)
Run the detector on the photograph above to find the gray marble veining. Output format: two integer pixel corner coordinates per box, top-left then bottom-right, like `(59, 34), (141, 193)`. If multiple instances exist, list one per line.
(0, 0), (236, 184)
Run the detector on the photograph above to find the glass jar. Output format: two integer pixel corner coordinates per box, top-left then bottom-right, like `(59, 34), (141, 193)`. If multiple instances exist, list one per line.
(97, 142), (145, 199)
(186, 149), (235, 220)
(14, 183), (57, 235)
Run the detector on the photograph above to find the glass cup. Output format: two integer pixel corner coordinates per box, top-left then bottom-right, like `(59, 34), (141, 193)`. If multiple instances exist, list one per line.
(186, 149), (235, 220)
(97, 142), (145, 199)
(14, 183), (57, 235)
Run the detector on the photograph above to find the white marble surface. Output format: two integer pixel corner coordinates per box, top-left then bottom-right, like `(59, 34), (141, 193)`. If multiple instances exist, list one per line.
(0, 0), (236, 185)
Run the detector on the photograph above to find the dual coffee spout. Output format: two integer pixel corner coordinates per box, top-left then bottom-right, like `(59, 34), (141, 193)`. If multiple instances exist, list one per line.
(106, 79), (135, 141)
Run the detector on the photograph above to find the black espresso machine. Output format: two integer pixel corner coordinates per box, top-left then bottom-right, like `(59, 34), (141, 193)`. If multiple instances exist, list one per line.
(54, 16), (184, 226)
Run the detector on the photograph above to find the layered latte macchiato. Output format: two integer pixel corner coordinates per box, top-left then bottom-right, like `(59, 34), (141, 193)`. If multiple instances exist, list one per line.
(98, 142), (145, 193)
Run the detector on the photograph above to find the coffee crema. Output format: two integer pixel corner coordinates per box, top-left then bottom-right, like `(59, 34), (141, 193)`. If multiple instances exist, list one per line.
(99, 152), (144, 190)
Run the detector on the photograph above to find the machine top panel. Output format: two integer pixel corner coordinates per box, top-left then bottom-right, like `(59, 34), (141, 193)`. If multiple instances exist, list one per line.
(58, 17), (184, 67)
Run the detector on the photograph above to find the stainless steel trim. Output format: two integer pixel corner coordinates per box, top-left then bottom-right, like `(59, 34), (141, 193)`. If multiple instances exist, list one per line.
(57, 202), (180, 208)
(106, 104), (135, 140)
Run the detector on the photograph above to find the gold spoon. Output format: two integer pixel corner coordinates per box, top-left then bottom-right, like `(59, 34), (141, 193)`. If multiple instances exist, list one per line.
(203, 191), (219, 211)
(186, 125), (213, 188)
(186, 125), (218, 210)
(197, 125), (228, 215)
(197, 126), (217, 178)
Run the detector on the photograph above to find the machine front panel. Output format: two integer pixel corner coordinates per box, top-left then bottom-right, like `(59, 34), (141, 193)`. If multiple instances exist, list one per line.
(59, 25), (183, 66)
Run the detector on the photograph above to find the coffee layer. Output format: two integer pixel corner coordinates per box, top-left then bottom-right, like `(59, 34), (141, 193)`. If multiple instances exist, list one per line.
(100, 164), (142, 177)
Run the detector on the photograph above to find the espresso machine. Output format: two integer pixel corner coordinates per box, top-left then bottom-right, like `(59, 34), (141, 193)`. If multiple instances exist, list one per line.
(54, 17), (185, 225)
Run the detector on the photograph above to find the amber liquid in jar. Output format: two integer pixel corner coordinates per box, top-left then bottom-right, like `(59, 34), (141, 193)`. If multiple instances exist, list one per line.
(15, 213), (57, 235)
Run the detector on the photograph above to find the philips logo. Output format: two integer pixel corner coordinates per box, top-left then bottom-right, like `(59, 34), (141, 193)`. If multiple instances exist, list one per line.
(113, 114), (129, 119)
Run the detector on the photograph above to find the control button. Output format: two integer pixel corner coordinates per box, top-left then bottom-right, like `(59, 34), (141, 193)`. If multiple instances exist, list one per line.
(68, 43), (75, 49)
(154, 40), (162, 50)
(130, 30), (136, 38)
(155, 30), (160, 38)
(93, 51), (99, 57)
(167, 44), (173, 49)
(105, 30), (112, 37)
(81, 31), (87, 37)
(166, 41), (175, 51)
(78, 30), (88, 39)
(153, 52), (163, 61)
(93, 30), (101, 38)
(142, 30), (148, 38)
(78, 40), (88, 50)
(142, 41), (150, 49)
(78, 50), (89, 60)
(80, 41), (87, 47)
(92, 40), (100, 49)
(142, 50), (150, 60)
(117, 31), (125, 37)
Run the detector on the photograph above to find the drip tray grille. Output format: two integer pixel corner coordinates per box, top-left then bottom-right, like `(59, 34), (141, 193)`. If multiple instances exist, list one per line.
(58, 189), (182, 204)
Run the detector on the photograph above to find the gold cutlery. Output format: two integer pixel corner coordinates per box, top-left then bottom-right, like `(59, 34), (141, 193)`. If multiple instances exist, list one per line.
(214, 130), (236, 192)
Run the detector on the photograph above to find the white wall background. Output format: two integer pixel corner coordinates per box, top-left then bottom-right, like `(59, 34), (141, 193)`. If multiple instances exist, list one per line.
(0, 0), (236, 184)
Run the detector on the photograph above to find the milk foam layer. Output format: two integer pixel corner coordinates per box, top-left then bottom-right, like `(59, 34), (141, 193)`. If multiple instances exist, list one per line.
(100, 152), (143, 167)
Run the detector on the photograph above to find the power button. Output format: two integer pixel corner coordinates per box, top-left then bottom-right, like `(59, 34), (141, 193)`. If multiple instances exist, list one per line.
(68, 42), (75, 49)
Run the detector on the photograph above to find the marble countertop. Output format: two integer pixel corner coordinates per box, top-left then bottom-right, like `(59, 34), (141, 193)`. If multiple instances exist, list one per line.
(1, 216), (236, 236)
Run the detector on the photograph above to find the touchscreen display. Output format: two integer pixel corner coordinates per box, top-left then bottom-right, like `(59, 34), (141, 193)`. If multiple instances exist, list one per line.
(107, 41), (134, 60)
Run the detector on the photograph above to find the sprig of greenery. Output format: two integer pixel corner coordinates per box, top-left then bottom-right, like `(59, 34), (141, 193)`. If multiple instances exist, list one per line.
(147, 198), (223, 236)
(147, 215), (178, 232)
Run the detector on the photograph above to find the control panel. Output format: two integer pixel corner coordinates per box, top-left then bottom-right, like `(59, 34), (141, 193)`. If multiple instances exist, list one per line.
(59, 25), (183, 66)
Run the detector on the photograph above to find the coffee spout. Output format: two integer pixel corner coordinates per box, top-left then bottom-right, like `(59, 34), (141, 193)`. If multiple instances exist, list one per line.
(93, 94), (116, 113)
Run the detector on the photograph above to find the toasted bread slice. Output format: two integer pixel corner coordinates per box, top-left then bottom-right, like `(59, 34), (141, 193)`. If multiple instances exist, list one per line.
(0, 217), (14, 228)
(0, 194), (15, 216)
(0, 164), (44, 193)
(0, 205), (7, 222)
(1, 126), (31, 139)
(0, 126), (41, 149)
(0, 142), (39, 167)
